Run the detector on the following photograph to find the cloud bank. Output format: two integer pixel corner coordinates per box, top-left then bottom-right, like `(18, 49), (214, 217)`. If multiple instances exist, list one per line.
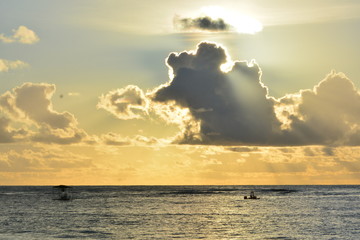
(0, 26), (39, 44)
(0, 147), (92, 172)
(100, 41), (360, 146)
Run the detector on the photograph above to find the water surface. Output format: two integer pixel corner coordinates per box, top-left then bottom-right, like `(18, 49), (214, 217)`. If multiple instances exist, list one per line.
(0, 185), (359, 239)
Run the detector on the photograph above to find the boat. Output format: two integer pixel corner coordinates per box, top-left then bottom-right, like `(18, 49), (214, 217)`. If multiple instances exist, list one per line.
(244, 191), (260, 199)
(53, 185), (72, 200)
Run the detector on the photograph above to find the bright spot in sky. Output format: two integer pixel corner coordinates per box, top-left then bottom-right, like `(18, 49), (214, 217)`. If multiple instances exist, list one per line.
(200, 6), (263, 34)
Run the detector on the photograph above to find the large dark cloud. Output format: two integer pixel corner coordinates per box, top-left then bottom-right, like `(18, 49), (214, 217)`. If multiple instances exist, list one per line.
(174, 15), (232, 32)
(152, 42), (281, 145)
(100, 41), (360, 146)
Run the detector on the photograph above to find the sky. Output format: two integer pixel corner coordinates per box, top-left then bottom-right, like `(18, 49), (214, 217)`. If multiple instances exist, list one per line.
(1, 0), (360, 185)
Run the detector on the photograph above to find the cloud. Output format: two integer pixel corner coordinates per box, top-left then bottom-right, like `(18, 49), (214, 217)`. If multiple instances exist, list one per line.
(0, 59), (28, 72)
(174, 15), (231, 32)
(0, 91), (22, 118)
(0, 26), (39, 44)
(0, 148), (91, 172)
(0, 82), (87, 144)
(0, 117), (18, 143)
(172, 7), (263, 34)
(99, 41), (360, 147)
(30, 127), (87, 145)
(100, 132), (131, 146)
(276, 71), (360, 145)
(227, 147), (260, 153)
(98, 43), (280, 145)
(12, 83), (77, 129)
(99, 132), (169, 147)
(1, 83), (164, 146)
(154, 43), (360, 146)
(151, 41), (281, 145)
(0, 117), (13, 143)
(0, 26), (36, 73)
(97, 85), (149, 120)
(183, 145), (360, 183)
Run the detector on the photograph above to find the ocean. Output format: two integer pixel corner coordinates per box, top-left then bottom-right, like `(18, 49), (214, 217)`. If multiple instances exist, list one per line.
(0, 185), (359, 239)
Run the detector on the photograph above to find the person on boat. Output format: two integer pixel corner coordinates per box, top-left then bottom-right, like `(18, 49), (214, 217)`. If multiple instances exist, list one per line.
(244, 191), (257, 199)
(250, 191), (255, 199)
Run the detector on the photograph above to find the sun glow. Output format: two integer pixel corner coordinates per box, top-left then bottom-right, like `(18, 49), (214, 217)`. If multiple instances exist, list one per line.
(200, 6), (263, 34)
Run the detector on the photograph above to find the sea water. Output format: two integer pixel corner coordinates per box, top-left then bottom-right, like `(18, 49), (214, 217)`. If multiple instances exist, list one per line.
(0, 185), (359, 239)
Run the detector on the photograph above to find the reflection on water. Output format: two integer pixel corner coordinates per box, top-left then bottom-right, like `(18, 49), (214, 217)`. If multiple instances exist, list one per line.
(0, 185), (359, 239)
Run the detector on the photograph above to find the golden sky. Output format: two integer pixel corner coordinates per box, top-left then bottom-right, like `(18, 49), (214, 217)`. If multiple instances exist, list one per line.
(1, 0), (360, 185)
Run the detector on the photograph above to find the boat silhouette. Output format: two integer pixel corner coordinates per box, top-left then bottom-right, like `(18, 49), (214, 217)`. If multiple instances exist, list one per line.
(244, 191), (260, 199)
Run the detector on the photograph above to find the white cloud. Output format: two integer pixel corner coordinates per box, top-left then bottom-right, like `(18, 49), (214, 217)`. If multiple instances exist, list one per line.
(0, 59), (28, 72)
(276, 71), (360, 145)
(0, 82), (88, 144)
(97, 85), (149, 120)
(0, 26), (39, 44)
(12, 83), (77, 129)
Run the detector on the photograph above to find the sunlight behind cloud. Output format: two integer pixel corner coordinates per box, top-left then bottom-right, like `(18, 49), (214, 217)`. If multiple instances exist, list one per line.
(200, 6), (263, 34)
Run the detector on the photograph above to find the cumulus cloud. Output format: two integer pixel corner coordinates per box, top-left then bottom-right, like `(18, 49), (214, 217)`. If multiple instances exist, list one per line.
(1, 83), (163, 146)
(276, 71), (360, 145)
(0, 59), (28, 72)
(155, 43), (360, 146)
(99, 43), (282, 145)
(0, 82), (87, 144)
(97, 85), (149, 120)
(174, 15), (231, 32)
(13, 83), (77, 129)
(0, 26), (39, 44)
(151, 41), (281, 145)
